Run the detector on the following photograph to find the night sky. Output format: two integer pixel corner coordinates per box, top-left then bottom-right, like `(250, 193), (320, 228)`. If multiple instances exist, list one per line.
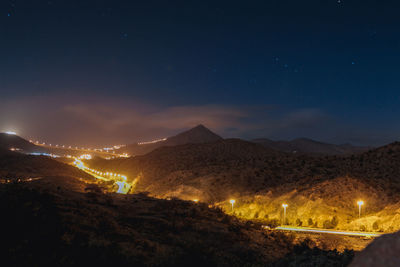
(1, 0), (399, 146)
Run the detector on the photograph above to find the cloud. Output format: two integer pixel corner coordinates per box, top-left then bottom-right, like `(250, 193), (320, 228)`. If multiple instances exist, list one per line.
(0, 94), (251, 145)
(0, 94), (390, 146)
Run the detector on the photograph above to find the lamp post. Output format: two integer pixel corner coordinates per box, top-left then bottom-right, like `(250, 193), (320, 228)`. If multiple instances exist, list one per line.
(230, 199), (235, 212)
(282, 204), (288, 225)
(357, 200), (364, 218)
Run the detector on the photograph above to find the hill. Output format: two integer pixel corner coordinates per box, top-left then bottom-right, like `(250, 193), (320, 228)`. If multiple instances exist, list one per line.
(85, 140), (400, 232)
(0, 133), (122, 159)
(252, 137), (370, 155)
(0, 176), (353, 266)
(118, 124), (223, 156)
(0, 148), (93, 180)
(87, 139), (283, 201)
(0, 132), (45, 153)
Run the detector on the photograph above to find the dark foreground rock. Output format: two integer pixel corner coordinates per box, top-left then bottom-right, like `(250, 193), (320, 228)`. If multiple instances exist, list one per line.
(350, 231), (400, 267)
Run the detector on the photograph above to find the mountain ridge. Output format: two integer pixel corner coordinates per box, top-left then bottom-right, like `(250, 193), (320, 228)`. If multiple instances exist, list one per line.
(117, 124), (223, 156)
(252, 137), (371, 155)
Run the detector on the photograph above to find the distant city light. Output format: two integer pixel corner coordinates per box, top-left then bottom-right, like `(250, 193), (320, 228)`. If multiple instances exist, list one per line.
(79, 154), (92, 160)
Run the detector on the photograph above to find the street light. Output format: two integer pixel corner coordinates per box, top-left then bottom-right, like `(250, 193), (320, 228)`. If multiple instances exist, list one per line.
(357, 200), (364, 218)
(230, 199), (235, 212)
(282, 204), (288, 225)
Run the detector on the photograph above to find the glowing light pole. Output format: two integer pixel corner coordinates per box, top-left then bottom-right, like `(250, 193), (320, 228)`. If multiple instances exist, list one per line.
(357, 200), (364, 218)
(282, 204), (288, 225)
(230, 199), (235, 212)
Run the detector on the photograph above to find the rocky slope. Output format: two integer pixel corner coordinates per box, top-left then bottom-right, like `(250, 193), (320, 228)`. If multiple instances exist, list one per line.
(86, 140), (400, 232)
(350, 231), (400, 267)
(0, 176), (353, 266)
(0, 133), (45, 153)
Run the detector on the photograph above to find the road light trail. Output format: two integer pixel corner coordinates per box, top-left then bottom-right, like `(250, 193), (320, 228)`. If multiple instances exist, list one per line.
(275, 226), (381, 237)
(73, 158), (132, 194)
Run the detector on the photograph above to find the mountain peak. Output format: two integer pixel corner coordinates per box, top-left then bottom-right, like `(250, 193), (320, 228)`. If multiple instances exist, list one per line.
(193, 124), (207, 129)
(168, 125), (223, 145)
(120, 125), (223, 156)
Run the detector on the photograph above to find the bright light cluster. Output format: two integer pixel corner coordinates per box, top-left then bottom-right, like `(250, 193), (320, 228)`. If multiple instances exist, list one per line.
(79, 154), (92, 160)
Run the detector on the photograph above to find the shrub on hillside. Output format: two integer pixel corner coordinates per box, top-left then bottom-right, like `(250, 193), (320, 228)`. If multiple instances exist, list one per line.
(372, 221), (379, 231)
(331, 216), (339, 228)
(323, 220), (334, 229)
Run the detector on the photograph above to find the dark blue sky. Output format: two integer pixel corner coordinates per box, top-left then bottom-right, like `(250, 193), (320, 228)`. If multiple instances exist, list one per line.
(1, 0), (399, 146)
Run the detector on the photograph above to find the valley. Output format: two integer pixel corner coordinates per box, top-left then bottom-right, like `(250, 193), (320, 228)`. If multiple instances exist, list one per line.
(1, 125), (399, 266)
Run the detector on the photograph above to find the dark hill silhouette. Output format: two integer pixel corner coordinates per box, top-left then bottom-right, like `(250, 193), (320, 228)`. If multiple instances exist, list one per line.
(252, 137), (371, 155)
(0, 133), (45, 153)
(0, 148), (92, 179)
(0, 175), (353, 266)
(350, 230), (400, 267)
(165, 124), (223, 145)
(118, 124), (223, 156)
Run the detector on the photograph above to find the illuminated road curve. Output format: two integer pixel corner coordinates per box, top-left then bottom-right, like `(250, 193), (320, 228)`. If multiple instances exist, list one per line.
(73, 159), (131, 194)
(275, 226), (382, 237)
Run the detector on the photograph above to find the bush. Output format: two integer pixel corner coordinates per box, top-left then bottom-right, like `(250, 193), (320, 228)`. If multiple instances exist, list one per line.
(331, 216), (339, 228)
(323, 220), (334, 229)
(296, 218), (303, 226)
(254, 211), (259, 219)
(372, 221), (379, 231)
(308, 218), (313, 226)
